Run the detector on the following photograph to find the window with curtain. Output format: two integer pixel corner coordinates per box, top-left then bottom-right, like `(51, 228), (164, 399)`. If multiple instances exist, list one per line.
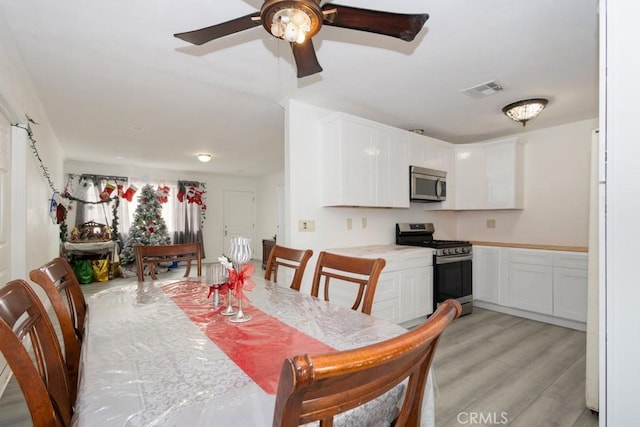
(174, 181), (206, 257)
(65, 174), (129, 247)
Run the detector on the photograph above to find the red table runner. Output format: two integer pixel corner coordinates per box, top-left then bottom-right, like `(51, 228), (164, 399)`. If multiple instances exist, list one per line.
(162, 280), (336, 394)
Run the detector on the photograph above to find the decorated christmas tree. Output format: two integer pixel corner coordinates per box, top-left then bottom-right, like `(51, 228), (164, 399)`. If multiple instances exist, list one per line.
(120, 184), (171, 266)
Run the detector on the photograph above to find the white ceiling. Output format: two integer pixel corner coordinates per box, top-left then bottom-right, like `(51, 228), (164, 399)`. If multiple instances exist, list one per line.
(0, 0), (599, 177)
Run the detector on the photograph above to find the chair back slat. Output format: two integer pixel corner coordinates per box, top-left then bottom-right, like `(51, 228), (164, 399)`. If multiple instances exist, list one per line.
(264, 245), (313, 291)
(135, 243), (202, 281)
(310, 251), (386, 315)
(30, 257), (87, 403)
(272, 299), (462, 427)
(0, 279), (73, 427)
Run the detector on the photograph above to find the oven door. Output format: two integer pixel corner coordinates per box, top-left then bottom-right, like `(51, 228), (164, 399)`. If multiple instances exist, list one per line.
(434, 254), (472, 311)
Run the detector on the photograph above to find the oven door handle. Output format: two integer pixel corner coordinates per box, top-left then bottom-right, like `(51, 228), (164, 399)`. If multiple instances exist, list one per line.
(435, 254), (473, 264)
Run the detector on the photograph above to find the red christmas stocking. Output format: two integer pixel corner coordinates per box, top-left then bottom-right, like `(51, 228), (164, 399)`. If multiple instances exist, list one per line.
(124, 185), (138, 202)
(177, 184), (186, 202)
(100, 183), (116, 201)
(117, 184), (125, 198)
(157, 185), (170, 203)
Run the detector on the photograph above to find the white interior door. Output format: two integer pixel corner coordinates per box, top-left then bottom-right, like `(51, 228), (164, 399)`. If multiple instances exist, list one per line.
(222, 190), (255, 258)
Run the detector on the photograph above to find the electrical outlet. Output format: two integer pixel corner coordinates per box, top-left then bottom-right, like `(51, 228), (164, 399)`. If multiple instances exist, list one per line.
(346, 218), (353, 230)
(486, 219), (496, 229)
(298, 220), (315, 232)
(361, 217), (367, 229)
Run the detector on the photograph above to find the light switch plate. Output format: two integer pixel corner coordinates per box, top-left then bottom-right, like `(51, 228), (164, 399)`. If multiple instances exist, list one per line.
(298, 220), (315, 232)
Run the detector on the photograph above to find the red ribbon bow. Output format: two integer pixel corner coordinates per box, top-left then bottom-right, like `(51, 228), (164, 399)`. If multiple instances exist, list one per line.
(228, 264), (255, 298)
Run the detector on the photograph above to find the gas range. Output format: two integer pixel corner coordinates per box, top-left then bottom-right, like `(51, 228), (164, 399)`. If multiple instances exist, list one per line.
(395, 223), (472, 257)
(396, 222), (473, 316)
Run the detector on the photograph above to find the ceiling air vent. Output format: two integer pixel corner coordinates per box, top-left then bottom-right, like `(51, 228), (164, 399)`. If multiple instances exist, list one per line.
(461, 80), (504, 99)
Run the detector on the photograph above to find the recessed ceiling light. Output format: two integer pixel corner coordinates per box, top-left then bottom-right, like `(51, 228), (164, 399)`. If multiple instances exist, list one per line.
(197, 153), (212, 162)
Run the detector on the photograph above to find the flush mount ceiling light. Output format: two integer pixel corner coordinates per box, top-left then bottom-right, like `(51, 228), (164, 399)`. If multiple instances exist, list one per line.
(502, 98), (549, 126)
(197, 153), (212, 163)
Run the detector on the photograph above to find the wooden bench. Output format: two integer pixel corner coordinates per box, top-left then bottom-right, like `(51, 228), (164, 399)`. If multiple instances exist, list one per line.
(134, 243), (202, 282)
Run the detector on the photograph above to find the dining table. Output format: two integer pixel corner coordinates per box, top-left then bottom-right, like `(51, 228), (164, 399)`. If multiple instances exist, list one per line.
(72, 272), (435, 426)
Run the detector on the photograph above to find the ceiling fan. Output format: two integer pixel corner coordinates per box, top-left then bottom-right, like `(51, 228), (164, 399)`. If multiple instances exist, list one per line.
(174, 0), (429, 78)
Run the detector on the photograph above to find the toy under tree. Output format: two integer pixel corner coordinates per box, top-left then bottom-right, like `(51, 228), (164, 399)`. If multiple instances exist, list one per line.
(120, 184), (171, 266)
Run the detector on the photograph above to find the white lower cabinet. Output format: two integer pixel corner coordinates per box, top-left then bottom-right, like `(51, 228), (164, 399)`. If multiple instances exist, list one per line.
(473, 246), (588, 329)
(327, 246), (433, 325)
(398, 265), (433, 323)
(473, 246), (502, 305)
(372, 271), (401, 323)
(509, 262), (553, 315)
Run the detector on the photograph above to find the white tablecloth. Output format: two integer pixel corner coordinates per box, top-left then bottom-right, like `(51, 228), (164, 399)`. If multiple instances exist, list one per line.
(62, 241), (117, 262)
(72, 276), (434, 427)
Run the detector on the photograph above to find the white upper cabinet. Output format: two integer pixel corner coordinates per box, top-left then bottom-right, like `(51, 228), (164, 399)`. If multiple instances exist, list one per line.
(455, 137), (525, 210)
(321, 113), (409, 208)
(321, 112), (524, 210)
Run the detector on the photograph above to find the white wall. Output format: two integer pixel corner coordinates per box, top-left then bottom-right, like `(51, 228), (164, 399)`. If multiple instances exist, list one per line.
(457, 119), (597, 247)
(65, 160), (259, 261)
(0, 15), (64, 277)
(603, 0), (640, 423)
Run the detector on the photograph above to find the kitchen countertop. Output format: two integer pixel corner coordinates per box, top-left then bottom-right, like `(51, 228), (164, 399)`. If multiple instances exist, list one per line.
(471, 241), (588, 253)
(326, 244), (433, 258)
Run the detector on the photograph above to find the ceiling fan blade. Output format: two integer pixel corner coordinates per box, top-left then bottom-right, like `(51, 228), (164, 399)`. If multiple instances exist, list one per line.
(174, 13), (261, 45)
(290, 40), (323, 78)
(322, 4), (429, 42)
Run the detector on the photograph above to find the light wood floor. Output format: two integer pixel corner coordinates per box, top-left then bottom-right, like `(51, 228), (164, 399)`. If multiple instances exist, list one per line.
(1, 270), (599, 426)
(432, 307), (599, 427)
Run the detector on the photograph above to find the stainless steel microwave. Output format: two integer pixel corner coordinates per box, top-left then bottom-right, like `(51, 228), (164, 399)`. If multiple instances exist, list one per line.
(410, 166), (447, 202)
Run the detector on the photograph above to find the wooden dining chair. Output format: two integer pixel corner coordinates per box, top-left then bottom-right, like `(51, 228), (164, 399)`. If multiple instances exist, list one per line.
(29, 257), (87, 403)
(273, 299), (462, 427)
(310, 251), (386, 315)
(0, 279), (74, 427)
(264, 245), (313, 290)
(135, 242), (202, 282)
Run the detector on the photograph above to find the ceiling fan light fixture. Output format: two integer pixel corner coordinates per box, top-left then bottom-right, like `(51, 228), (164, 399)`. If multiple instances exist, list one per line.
(262, 0), (323, 44)
(271, 8), (312, 43)
(197, 153), (212, 163)
(502, 98), (549, 126)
